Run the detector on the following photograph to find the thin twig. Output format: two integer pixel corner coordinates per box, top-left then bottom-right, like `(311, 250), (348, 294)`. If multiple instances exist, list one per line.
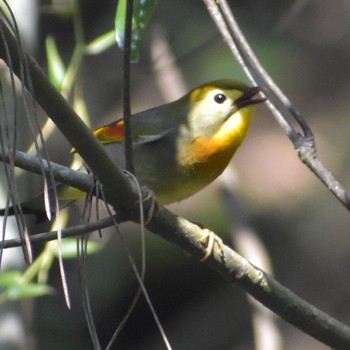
(0, 4), (32, 263)
(0, 148), (94, 193)
(78, 176), (102, 350)
(102, 198), (172, 350)
(105, 171), (147, 349)
(0, 216), (115, 249)
(122, 0), (135, 174)
(203, 0), (350, 210)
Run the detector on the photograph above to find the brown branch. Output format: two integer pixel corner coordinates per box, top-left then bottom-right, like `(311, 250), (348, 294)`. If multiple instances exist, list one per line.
(1, 12), (350, 350)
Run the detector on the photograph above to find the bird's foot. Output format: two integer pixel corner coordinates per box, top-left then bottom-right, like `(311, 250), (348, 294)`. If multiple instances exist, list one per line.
(200, 228), (224, 261)
(141, 189), (158, 225)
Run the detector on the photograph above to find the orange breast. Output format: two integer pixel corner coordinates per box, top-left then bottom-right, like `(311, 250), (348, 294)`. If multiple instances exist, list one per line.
(177, 107), (254, 183)
(181, 135), (238, 180)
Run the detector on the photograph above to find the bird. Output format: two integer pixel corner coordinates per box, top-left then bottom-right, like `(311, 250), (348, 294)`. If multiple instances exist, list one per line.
(1, 79), (266, 220)
(91, 79), (266, 204)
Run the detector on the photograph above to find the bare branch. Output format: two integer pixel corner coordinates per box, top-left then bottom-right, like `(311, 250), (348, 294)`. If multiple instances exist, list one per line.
(0, 148), (94, 193)
(0, 216), (115, 249)
(203, 0), (350, 210)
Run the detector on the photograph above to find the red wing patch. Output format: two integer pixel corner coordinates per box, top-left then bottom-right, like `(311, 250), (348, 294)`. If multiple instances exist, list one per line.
(93, 119), (125, 144)
(70, 119), (125, 153)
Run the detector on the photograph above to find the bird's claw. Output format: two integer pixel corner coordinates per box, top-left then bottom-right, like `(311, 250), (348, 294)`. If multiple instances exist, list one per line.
(200, 229), (224, 261)
(141, 189), (158, 225)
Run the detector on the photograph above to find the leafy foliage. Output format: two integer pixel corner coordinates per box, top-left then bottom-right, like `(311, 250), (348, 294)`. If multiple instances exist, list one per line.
(115, 0), (156, 62)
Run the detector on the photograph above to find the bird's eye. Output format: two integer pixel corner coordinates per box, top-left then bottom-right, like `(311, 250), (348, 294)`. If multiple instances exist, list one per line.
(214, 93), (227, 104)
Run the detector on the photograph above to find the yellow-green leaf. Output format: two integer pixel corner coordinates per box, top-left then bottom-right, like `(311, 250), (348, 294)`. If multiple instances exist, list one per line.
(85, 30), (116, 55)
(115, 0), (156, 62)
(46, 35), (66, 90)
(0, 271), (21, 287)
(6, 283), (53, 301)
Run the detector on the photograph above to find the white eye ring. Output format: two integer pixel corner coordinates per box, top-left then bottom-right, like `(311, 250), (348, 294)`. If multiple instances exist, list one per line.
(214, 93), (227, 104)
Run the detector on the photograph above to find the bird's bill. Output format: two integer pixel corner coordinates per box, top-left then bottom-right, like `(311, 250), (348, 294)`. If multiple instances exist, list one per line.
(235, 86), (267, 110)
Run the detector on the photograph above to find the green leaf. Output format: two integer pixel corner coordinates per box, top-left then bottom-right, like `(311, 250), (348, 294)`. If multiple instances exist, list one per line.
(6, 283), (53, 301)
(0, 271), (21, 287)
(52, 238), (101, 259)
(115, 0), (156, 62)
(0, 271), (53, 302)
(85, 30), (116, 55)
(45, 35), (66, 90)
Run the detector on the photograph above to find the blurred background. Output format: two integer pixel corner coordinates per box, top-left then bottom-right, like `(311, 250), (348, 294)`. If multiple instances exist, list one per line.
(1, 0), (350, 349)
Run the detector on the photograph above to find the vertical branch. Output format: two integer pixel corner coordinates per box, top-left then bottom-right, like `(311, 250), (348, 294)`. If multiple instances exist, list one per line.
(219, 170), (283, 350)
(123, 0), (135, 174)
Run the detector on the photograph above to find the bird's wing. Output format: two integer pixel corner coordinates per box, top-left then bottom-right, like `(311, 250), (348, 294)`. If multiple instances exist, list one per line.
(93, 118), (126, 144)
(93, 102), (183, 145)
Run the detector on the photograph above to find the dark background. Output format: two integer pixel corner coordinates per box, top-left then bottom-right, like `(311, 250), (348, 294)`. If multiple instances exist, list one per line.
(3, 1), (350, 349)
